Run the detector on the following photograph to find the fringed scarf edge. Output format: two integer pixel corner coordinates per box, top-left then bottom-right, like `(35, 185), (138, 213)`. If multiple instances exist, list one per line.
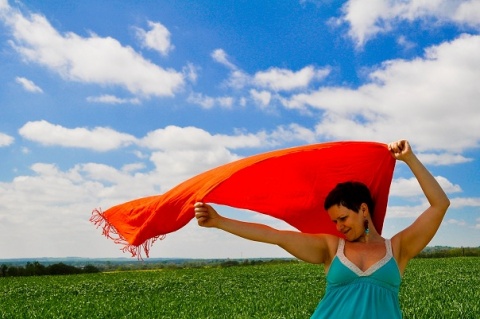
(90, 208), (166, 260)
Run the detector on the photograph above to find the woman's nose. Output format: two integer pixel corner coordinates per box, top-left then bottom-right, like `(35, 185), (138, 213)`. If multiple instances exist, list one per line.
(336, 222), (344, 232)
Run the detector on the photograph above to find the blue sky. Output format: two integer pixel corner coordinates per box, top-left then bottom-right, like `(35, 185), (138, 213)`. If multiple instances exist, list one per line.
(0, 0), (479, 259)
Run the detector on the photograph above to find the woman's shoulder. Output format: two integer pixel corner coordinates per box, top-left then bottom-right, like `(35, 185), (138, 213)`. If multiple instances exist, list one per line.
(312, 234), (340, 262)
(313, 233), (339, 246)
(315, 234), (340, 271)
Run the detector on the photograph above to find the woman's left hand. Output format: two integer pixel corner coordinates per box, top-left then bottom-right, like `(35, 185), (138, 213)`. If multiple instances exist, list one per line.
(388, 140), (414, 162)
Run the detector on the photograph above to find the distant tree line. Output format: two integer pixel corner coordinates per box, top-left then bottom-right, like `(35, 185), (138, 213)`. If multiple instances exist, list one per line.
(0, 262), (100, 277)
(416, 247), (480, 258)
(101, 258), (300, 272)
(2, 249), (478, 277)
(218, 258), (300, 268)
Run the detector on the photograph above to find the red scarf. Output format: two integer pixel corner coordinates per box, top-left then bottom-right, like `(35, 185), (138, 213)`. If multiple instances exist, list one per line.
(91, 141), (395, 258)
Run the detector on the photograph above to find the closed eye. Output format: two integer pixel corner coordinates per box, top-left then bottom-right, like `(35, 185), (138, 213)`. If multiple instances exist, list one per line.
(332, 216), (347, 224)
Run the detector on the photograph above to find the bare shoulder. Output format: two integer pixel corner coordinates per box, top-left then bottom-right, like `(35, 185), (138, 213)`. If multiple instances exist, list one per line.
(324, 234), (340, 251)
(277, 231), (339, 265)
(313, 234), (339, 263)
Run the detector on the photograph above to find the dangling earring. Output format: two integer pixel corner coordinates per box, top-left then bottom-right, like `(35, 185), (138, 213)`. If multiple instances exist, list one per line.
(364, 219), (370, 243)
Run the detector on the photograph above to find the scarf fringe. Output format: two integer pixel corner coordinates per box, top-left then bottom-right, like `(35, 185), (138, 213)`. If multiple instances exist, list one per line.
(90, 208), (166, 260)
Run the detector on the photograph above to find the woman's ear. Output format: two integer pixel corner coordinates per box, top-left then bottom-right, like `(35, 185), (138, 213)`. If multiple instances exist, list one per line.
(360, 203), (368, 217)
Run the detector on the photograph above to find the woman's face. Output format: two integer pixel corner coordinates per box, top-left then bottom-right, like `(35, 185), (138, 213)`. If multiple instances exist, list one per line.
(327, 204), (365, 242)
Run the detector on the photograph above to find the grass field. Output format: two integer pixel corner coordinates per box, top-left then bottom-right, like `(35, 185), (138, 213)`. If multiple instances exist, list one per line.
(1, 257), (478, 318)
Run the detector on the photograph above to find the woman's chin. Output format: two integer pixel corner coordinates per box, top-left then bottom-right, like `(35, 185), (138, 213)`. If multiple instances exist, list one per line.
(343, 230), (352, 241)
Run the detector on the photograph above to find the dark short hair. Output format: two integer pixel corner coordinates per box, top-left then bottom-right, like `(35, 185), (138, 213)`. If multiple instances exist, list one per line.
(324, 181), (374, 216)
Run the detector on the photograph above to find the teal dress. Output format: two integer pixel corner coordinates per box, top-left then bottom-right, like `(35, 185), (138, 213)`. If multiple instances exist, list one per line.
(311, 239), (402, 318)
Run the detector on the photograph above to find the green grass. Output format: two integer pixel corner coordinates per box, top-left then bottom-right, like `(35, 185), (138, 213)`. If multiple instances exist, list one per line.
(1, 258), (478, 318)
(400, 258), (479, 319)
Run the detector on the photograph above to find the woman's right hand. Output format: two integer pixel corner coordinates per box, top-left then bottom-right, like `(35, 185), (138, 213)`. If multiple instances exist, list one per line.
(194, 202), (220, 228)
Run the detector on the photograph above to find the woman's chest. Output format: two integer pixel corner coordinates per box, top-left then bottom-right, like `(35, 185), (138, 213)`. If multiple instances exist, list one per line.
(343, 242), (386, 272)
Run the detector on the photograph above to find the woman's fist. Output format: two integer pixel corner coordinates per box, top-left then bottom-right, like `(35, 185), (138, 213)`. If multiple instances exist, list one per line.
(194, 202), (220, 228)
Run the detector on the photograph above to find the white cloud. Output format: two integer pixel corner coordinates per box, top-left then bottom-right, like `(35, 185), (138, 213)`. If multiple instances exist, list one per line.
(134, 21), (174, 56)
(450, 197), (480, 209)
(417, 152), (473, 165)
(138, 124), (316, 160)
(339, 0), (480, 46)
(149, 149), (237, 189)
(386, 203), (428, 218)
(253, 66), (330, 92)
(18, 120), (137, 151)
(396, 35), (416, 50)
(286, 34), (480, 155)
(0, 121), (325, 258)
(0, 132), (14, 147)
(135, 125), (317, 189)
(15, 76), (43, 93)
(211, 49), (251, 89)
(250, 89), (272, 108)
(216, 96), (235, 108)
(211, 48), (237, 70)
(86, 94), (141, 105)
(140, 125), (263, 152)
(187, 92), (234, 109)
(446, 218), (466, 226)
(436, 176), (463, 194)
(1, 3), (184, 97)
(135, 125), (272, 191)
(455, 0), (480, 26)
(212, 49), (329, 93)
(226, 70), (251, 89)
(16, 120), (316, 156)
(385, 197), (477, 220)
(337, 0), (390, 47)
(188, 93), (216, 109)
(0, 160), (171, 258)
(183, 62), (198, 83)
(121, 162), (145, 173)
(0, 145), (298, 258)
(390, 176), (462, 198)
(390, 177), (422, 197)
(267, 124), (317, 144)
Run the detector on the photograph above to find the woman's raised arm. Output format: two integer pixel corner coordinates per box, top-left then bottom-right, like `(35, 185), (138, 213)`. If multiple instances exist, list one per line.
(389, 140), (450, 270)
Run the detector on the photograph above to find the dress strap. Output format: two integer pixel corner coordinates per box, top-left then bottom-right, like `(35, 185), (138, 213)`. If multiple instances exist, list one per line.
(336, 238), (345, 256)
(385, 239), (393, 257)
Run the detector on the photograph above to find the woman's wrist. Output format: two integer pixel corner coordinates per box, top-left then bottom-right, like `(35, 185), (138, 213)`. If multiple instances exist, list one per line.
(401, 151), (418, 165)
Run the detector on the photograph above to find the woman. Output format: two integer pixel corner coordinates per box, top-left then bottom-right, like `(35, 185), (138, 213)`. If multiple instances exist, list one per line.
(194, 140), (450, 318)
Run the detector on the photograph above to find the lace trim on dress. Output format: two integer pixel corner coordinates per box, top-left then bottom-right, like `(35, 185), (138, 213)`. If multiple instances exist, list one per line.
(336, 238), (393, 276)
